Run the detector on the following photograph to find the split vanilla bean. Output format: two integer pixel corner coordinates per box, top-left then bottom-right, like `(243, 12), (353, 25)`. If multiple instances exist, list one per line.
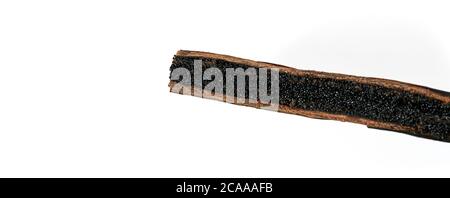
(168, 50), (450, 142)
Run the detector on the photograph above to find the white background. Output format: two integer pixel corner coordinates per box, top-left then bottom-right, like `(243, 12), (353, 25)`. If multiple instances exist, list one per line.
(1, 0), (450, 177)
